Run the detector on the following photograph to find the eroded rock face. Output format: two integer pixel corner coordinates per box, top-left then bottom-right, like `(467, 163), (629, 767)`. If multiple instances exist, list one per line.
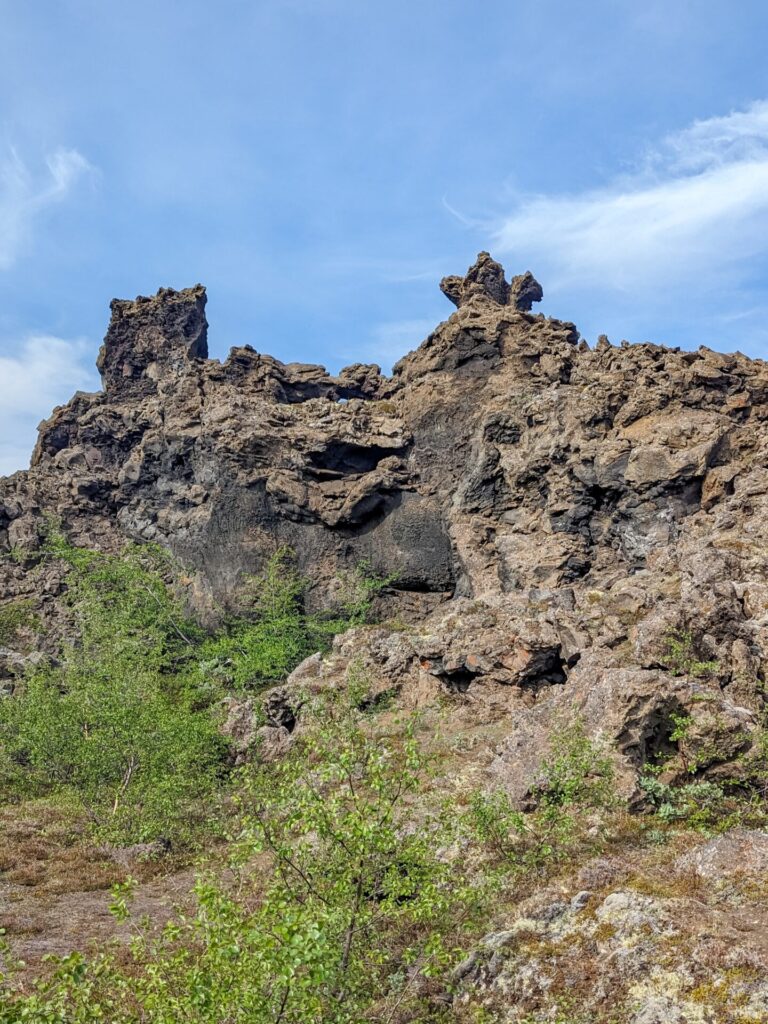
(3, 253), (768, 792)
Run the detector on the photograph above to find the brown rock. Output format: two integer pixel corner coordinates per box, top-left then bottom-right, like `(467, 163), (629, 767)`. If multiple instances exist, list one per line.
(3, 253), (768, 795)
(675, 830), (768, 880)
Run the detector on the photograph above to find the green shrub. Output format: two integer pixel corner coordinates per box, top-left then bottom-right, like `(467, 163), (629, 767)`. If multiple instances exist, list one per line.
(639, 767), (727, 829)
(332, 559), (399, 626)
(463, 722), (614, 871)
(0, 697), (482, 1022)
(0, 541), (222, 844)
(534, 721), (615, 809)
(664, 630), (718, 678)
(197, 550), (393, 691)
(0, 540), (395, 843)
(0, 599), (37, 647)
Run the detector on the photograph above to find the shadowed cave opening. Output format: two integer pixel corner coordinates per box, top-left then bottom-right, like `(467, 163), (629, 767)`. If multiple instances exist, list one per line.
(441, 668), (477, 693)
(622, 701), (687, 770)
(437, 648), (579, 694)
(307, 441), (406, 477)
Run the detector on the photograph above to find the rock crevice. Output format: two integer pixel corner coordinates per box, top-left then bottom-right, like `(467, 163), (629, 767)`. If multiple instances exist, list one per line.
(3, 252), (768, 795)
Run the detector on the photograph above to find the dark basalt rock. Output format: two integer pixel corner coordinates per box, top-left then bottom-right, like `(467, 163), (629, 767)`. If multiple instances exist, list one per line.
(97, 284), (209, 394)
(440, 252), (542, 311)
(3, 253), (768, 798)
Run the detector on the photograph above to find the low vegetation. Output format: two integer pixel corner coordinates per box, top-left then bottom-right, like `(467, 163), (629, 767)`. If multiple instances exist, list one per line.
(463, 722), (615, 872)
(196, 549), (395, 691)
(0, 539), (392, 844)
(663, 629), (718, 679)
(0, 692), (618, 1022)
(0, 543), (223, 845)
(2, 703), (479, 1022)
(1, 541), (768, 1020)
(0, 600), (36, 649)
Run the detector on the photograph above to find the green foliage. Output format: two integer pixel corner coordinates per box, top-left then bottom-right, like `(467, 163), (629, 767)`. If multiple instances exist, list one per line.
(197, 549), (318, 691)
(667, 711), (694, 772)
(463, 789), (529, 864)
(0, 543), (649, 1023)
(333, 559), (399, 626)
(636, 716), (768, 832)
(0, 539), (395, 846)
(0, 698), (482, 1023)
(0, 540), (223, 844)
(108, 877), (138, 924)
(197, 550), (393, 691)
(534, 721), (615, 808)
(636, 704), (747, 830)
(668, 712), (692, 746)
(463, 723), (614, 871)
(46, 534), (206, 670)
(664, 630), (718, 678)
(0, 599), (37, 647)
(639, 766), (726, 828)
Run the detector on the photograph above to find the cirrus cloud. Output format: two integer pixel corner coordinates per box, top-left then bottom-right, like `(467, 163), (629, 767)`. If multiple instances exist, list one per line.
(492, 100), (768, 296)
(0, 147), (95, 270)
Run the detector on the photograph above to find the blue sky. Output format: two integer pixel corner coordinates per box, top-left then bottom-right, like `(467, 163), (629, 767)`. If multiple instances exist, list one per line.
(3, 0), (768, 474)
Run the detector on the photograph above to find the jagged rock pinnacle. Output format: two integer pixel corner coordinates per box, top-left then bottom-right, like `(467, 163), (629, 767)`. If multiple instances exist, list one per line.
(96, 284), (209, 393)
(439, 252), (543, 311)
(3, 254), (768, 1009)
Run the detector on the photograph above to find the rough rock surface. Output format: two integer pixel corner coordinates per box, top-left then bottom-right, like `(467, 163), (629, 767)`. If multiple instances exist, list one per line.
(451, 872), (768, 1022)
(3, 252), (768, 796)
(675, 830), (768, 880)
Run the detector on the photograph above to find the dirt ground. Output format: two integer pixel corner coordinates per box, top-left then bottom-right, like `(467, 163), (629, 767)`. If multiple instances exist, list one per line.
(0, 800), (199, 976)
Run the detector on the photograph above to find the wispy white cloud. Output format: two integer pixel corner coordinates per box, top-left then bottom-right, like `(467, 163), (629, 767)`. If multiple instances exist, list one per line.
(658, 102), (768, 173)
(492, 100), (768, 295)
(0, 147), (94, 270)
(0, 334), (97, 477)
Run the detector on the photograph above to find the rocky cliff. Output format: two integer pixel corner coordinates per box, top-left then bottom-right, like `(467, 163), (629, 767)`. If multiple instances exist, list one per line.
(3, 252), (768, 801)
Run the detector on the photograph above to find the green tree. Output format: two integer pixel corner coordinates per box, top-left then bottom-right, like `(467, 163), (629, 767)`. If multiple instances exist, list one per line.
(0, 697), (481, 1022)
(198, 549), (394, 691)
(0, 541), (223, 843)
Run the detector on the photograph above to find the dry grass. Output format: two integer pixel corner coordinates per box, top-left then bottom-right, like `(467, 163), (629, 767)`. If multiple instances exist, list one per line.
(0, 800), (123, 894)
(0, 796), (201, 973)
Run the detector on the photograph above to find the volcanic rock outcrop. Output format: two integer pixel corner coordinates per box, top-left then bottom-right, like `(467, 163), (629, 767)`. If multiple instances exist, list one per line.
(3, 252), (768, 799)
